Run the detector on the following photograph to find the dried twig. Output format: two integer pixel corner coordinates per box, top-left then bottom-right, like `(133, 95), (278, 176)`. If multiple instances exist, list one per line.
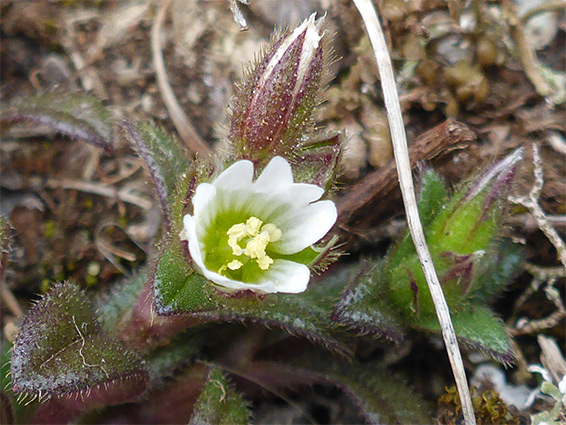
(351, 1), (476, 424)
(509, 264), (565, 337)
(151, 0), (213, 158)
(337, 119), (476, 228)
(25, 176), (153, 211)
(509, 144), (566, 268)
(511, 277), (566, 336)
(62, 10), (108, 98)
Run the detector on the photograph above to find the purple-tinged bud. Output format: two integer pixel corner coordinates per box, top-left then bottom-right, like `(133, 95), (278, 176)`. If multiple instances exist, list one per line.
(229, 14), (327, 164)
(428, 148), (524, 255)
(387, 149), (524, 316)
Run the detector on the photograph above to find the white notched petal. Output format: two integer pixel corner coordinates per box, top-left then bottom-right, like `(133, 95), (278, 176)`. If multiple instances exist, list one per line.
(257, 259), (310, 294)
(272, 183), (324, 206)
(191, 183), (216, 216)
(272, 200), (337, 254)
(181, 214), (206, 271)
(213, 160), (254, 191)
(254, 156), (293, 191)
(254, 156), (323, 204)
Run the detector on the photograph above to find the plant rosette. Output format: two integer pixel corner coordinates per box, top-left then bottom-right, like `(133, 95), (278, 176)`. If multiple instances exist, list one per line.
(180, 156), (337, 294)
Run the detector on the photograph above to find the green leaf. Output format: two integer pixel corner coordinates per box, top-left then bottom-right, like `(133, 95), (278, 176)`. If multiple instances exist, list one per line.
(1, 91), (113, 152)
(255, 353), (432, 424)
(189, 367), (250, 425)
(153, 238), (350, 355)
(467, 241), (523, 303)
(324, 363), (431, 424)
(95, 268), (149, 335)
(145, 329), (211, 384)
(416, 168), (449, 229)
(1, 340), (38, 425)
(121, 121), (192, 230)
(413, 306), (513, 364)
(11, 283), (148, 405)
(332, 261), (406, 344)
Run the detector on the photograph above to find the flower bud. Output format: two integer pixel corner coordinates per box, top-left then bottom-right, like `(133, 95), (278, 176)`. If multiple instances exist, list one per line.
(387, 149), (524, 316)
(428, 148), (524, 255)
(229, 14), (327, 163)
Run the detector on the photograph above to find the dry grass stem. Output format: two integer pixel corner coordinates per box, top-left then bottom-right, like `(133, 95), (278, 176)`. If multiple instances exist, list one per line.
(1, 282), (24, 318)
(510, 265), (565, 337)
(509, 144), (566, 268)
(350, 0), (476, 424)
(33, 177), (153, 211)
(152, 0), (213, 158)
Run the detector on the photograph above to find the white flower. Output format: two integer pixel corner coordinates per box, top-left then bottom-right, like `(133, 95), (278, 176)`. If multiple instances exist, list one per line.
(180, 156), (337, 294)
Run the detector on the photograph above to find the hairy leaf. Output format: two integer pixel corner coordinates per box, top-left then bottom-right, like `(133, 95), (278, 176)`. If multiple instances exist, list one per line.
(414, 306), (513, 364)
(248, 354), (431, 425)
(1, 91), (113, 152)
(96, 268), (149, 335)
(121, 121), (192, 230)
(189, 367), (250, 425)
(11, 283), (148, 406)
(332, 261), (405, 343)
(467, 241), (523, 303)
(416, 168), (449, 229)
(1, 340), (37, 425)
(153, 238), (350, 355)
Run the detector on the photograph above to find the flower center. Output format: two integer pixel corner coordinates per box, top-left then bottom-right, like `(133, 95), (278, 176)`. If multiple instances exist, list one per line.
(217, 217), (281, 275)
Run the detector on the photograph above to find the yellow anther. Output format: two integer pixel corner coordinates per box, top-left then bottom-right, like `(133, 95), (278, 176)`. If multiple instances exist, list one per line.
(228, 236), (243, 256)
(222, 217), (282, 274)
(227, 222), (246, 238)
(244, 233), (269, 259)
(256, 255), (274, 270)
(245, 217), (263, 236)
(227, 259), (243, 270)
(261, 223), (282, 242)
(227, 222), (247, 255)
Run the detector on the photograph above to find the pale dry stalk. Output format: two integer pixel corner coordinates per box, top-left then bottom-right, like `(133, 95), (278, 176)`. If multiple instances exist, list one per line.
(351, 0), (476, 424)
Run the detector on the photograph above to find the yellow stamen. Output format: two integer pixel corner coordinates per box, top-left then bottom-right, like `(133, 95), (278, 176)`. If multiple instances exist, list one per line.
(227, 259), (243, 270)
(224, 216), (281, 274)
(227, 223), (246, 256)
(244, 232), (270, 259)
(245, 217), (262, 236)
(256, 255), (274, 270)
